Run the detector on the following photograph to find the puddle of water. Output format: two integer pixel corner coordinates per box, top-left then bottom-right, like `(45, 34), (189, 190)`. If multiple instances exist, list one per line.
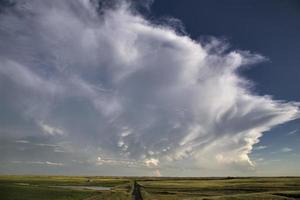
(15, 183), (30, 186)
(50, 186), (111, 191)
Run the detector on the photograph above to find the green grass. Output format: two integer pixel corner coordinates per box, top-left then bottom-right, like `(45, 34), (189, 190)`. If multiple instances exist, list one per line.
(1, 176), (300, 200)
(0, 175), (130, 187)
(0, 183), (97, 200)
(138, 177), (300, 200)
(0, 176), (131, 200)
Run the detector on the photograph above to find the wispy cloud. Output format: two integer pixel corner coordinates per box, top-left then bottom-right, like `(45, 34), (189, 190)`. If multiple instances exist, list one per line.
(281, 147), (293, 153)
(11, 161), (64, 166)
(256, 158), (264, 162)
(38, 121), (65, 136)
(15, 140), (30, 144)
(153, 169), (161, 177)
(287, 129), (298, 136)
(269, 159), (281, 162)
(253, 145), (268, 151)
(31, 161), (64, 166)
(144, 158), (160, 167)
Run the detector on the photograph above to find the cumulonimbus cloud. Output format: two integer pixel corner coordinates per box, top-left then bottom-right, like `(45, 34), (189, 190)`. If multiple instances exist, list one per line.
(0, 0), (299, 173)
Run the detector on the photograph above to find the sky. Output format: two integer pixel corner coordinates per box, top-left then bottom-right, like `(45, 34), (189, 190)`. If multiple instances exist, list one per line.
(0, 0), (299, 177)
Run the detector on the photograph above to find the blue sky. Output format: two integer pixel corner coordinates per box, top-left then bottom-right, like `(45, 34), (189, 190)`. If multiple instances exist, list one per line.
(0, 0), (299, 176)
(151, 0), (300, 102)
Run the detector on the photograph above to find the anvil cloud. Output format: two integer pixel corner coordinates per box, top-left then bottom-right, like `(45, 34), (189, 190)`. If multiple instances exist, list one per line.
(0, 0), (299, 175)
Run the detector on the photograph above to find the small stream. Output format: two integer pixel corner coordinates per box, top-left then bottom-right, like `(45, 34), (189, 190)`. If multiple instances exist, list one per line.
(50, 186), (111, 190)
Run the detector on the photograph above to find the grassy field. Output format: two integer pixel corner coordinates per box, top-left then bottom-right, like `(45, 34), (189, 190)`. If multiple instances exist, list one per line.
(138, 177), (300, 200)
(0, 176), (131, 200)
(0, 176), (300, 200)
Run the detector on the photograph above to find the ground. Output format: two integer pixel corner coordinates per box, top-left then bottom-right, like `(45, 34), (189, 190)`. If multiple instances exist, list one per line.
(0, 176), (300, 200)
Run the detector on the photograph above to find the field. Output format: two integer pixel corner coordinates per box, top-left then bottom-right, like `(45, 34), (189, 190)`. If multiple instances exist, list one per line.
(0, 176), (131, 200)
(0, 176), (300, 200)
(139, 177), (300, 200)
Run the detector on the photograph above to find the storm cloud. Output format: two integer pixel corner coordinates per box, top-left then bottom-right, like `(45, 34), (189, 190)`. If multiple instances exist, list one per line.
(0, 0), (299, 175)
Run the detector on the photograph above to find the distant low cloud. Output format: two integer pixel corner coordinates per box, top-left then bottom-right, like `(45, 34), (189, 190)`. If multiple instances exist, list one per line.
(15, 140), (30, 144)
(281, 148), (293, 153)
(287, 129), (298, 136)
(12, 161), (64, 166)
(256, 158), (264, 162)
(0, 0), (299, 174)
(253, 146), (268, 151)
(144, 158), (159, 167)
(38, 121), (65, 136)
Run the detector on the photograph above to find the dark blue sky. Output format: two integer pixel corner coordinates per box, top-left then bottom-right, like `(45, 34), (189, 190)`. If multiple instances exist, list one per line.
(151, 0), (300, 102)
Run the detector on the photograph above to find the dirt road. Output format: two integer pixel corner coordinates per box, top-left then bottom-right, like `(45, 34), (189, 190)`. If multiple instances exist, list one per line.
(131, 181), (143, 200)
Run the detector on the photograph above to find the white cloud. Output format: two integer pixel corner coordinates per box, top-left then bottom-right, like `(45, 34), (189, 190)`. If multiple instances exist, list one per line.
(287, 129), (298, 136)
(38, 121), (65, 136)
(12, 161), (64, 166)
(95, 157), (139, 168)
(253, 145), (268, 150)
(43, 161), (65, 166)
(15, 140), (30, 144)
(144, 158), (159, 167)
(153, 169), (161, 177)
(281, 147), (293, 153)
(0, 0), (299, 173)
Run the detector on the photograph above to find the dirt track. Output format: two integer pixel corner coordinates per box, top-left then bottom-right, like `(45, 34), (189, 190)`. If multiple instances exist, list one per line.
(131, 181), (143, 200)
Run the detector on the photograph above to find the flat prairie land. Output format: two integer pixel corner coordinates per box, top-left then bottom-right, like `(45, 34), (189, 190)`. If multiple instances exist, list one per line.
(0, 176), (131, 200)
(138, 177), (300, 200)
(1, 176), (300, 200)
